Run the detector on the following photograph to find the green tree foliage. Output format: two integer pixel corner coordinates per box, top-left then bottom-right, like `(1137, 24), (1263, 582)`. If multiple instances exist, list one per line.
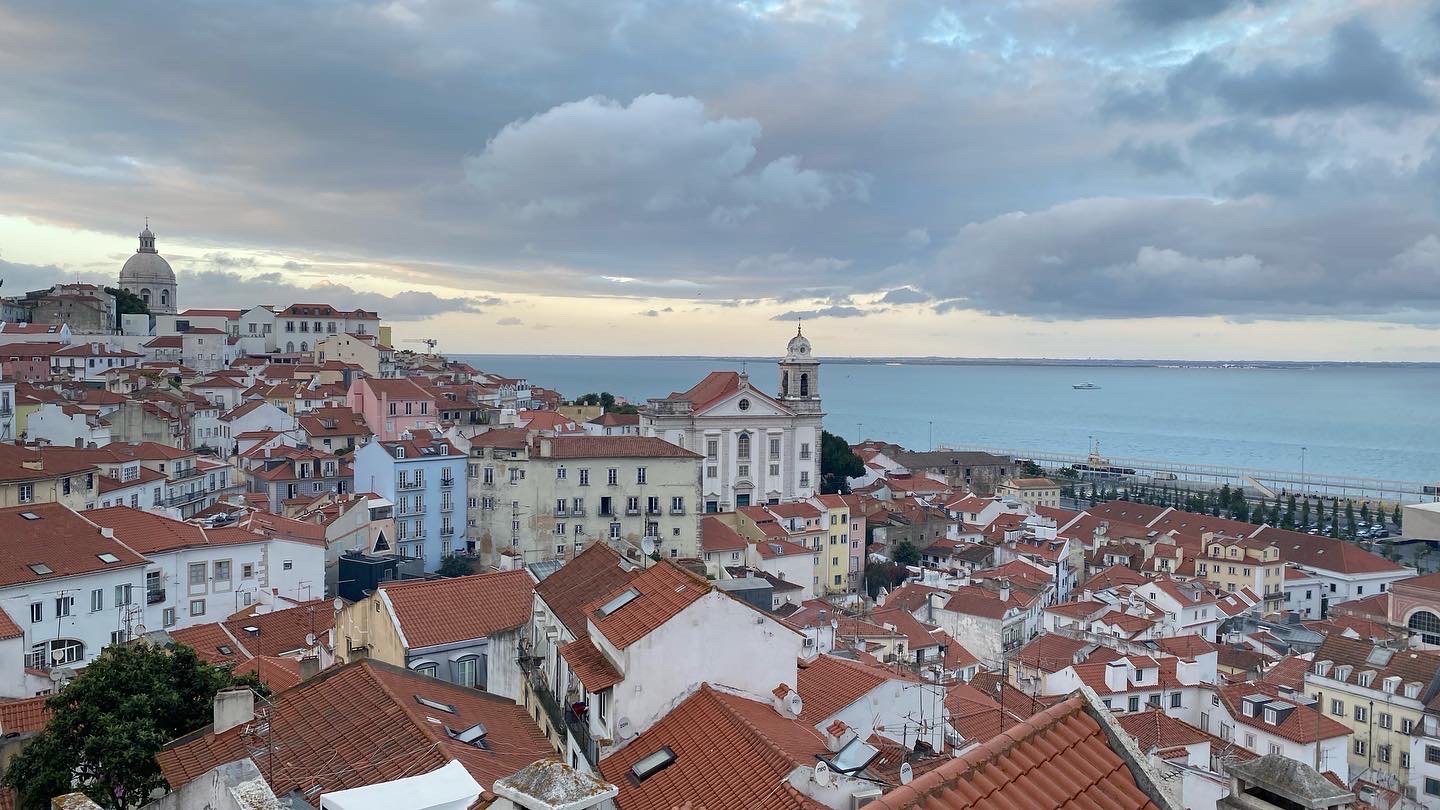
(5, 643), (267, 810)
(893, 540), (921, 568)
(1231, 487), (1249, 523)
(104, 287), (149, 318)
(1300, 498), (1311, 530)
(819, 430), (863, 495)
(1019, 459), (1044, 477)
(1394, 504), (1403, 528)
(436, 555), (475, 577)
(1345, 501), (1358, 541)
(1315, 498), (1326, 527)
(1360, 503), (1371, 525)
(865, 562), (907, 599)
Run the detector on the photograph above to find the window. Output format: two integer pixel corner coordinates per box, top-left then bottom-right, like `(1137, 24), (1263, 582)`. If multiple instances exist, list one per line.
(607, 468), (618, 485)
(556, 466), (567, 480)
(1410, 611), (1440, 645)
(115, 584), (133, 606)
(55, 596), (73, 618)
(707, 465), (718, 478)
(1354, 739), (1367, 756)
(799, 442), (811, 460)
(414, 663), (439, 678)
(671, 496), (684, 513)
(190, 599), (206, 616)
(242, 563), (254, 579)
(647, 496), (660, 515)
(189, 562), (207, 587)
(29, 602), (42, 623)
(110, 629), (129, 646)
(1402, 753), (1412, 769)
(738, 464), (750, 478)
(800, 471), (810, 488)
(1428, 779), (1440, 798)
(1403, 718), (1415, 734)
(737, 433), (751, 458)
(454, 656), (479, 688)
(1330, 699), (1344, 716)
(636, 467), (647, 484)
(579, 469), (589, 486)
(1354, 706), (1368, 723)
(769, 464), (780, 476)
(1127, 696), (1140, 712)
(214, 560), (232, 581)
(1269, 743), (1282, 755)
(18, 484), (33, 503)
(30, 639), (83, 668)
(163, 608), (176, 627)
(1378, 744), (1391, 763)
(90, 589), (103, 612)
(610, 521), (621, 539)
(706, 439), (718, 459)
(283, 560), (293, 571)
(483, 467), (495, 485)
(1379, 712), (1392, 729)
(769, 437), (781, 459)
(1427, 745), (1440, 765)
(1170, 693), (1182, 708)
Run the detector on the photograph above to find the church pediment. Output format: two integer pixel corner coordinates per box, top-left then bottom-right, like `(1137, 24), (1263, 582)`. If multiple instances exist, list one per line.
(698, 388), (794, 418)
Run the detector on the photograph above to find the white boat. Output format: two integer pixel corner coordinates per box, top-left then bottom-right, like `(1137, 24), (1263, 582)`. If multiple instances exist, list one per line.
(1073, 382), (1101, 390)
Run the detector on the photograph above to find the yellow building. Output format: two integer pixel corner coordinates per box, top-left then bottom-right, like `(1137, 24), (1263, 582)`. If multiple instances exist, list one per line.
(997, 477), (1061, 508)
(1196, 531), (1283, 612)
(1307, 634), (1440, 791)
(0, 444), (98, 510)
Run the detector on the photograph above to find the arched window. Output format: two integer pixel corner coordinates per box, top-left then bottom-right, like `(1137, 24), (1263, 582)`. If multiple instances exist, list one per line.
(799, 373), (809, 397)
(30, 638), (84, 669)
(1410, 611), (1440, 645)
(140, 288), (151, 304)
(737, 432), (751, 459)
(285, 341), (295, 353)
(299, 341), (308, 352)
(160, 289), (169, 307)
(781, 372), (789, 397)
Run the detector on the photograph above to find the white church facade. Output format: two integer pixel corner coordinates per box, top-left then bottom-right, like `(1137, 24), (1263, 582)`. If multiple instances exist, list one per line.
(642, 328), (824, 511)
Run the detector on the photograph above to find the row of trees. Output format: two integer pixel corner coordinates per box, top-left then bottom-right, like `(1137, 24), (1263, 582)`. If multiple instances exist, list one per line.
(1067, 478), (1402, 543)
(572, 391), (639, 414)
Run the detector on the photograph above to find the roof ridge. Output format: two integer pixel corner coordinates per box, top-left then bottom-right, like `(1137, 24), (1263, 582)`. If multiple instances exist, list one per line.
(709, 685), (828, 769)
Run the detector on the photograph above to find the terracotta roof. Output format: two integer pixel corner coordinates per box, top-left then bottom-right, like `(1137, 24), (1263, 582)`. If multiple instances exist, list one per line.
(1014, 634), (1089, 672)
(1088, 501), (1170, 527)
(533, 542), (637, 638)
(0, 503), (149, 587)
(1215, 682), (1351, 744)
(968, 671), (1060, 720)
(468, 427), (531, 450)
(0, 443), (101, 483)
(701, 516), (749, 552)
(1078, 565), (1149, 592)
(941, 585), (1018, 620)
(1151, 634), (1218, 659)
(358, 377), (434, 400)
(220, 600), (334, 659)
(1312, 634), (1440, 687)
(882, 582), (949, 615)
(157, 660), (553, 801)
(865, 692), (1164, 810)
(585, 562), (709, 650)
(558, 636), (624, 691)
(168, 622), (248, 665)
(1045, 600), (1109, 620)
(1260, 655), (1312, 690)
(944, 681), (1018, 743)
(1255, 527), (1407, 575)
(232, 656), (303, 692)
(539, 435), (701, 459)
(380, 569), (534, 649)
(0, 695), (51, 735)
(795, 654), (891, 724)
(0, 607), (22, 641)
(85, 506), (284, 554)
(1117, 709), (1208, 752)
(600, 684), (826, 810)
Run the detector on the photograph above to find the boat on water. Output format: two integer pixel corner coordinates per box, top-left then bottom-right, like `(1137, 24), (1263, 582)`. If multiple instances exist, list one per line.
(1072, 382), (1101, 390)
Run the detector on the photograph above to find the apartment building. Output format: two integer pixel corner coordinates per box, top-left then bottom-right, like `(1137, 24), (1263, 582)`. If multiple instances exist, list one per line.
(465, 431), (702, 566)
(274, 303), (380, 353)
(346, 376), (438, 441)
(352, 429), (467, 570)
(1197, 532), (1284, 612)
(0, 443), (99, 510)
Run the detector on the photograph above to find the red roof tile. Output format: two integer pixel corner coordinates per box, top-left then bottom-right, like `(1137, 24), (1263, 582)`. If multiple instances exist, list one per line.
(0, 503), (149, 587)
(220, 600), (334, 659)
(1117, 709), (1208, 752)
(585, 562), (709, 650)
(168, 622), (248, 665)
(1014, 634), (1089, 673)
(701, 516), (749, 552)
(0, 695), (51, 735)
(1215, 682), (1350, 744)
(534, 542), (637, 638)
(795, 654), (889, 724)
(232, 655), (303, 692)
(158, 660), (553, 801)
(867, 692), (1163, 810)
(558, 636), (623, 691)
(381, 569), (534, 649)
(1256, 527), (1406, 575)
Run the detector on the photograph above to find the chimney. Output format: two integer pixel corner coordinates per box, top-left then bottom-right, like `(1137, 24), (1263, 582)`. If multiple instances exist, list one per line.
(998, 578), (1011, 603)
(1103, 660), (1128, 693)
(99, 527), (114, 538)
(213, 688), (255, 734)
(298, 656), (320, 681)
(772, 684), (803, 719)
(825, 719), (856, 752)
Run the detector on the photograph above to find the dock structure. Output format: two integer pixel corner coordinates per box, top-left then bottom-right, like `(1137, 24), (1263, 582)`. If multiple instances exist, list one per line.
(938, 444), (1434, 504)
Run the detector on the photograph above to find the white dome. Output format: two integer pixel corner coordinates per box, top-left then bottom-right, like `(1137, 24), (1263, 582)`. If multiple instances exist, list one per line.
(120, 250), (175, 284)
(786, 331), (811, 358)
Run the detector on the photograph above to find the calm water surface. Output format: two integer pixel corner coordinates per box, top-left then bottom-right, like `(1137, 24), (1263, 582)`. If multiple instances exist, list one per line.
(457, 355), (1440, 484)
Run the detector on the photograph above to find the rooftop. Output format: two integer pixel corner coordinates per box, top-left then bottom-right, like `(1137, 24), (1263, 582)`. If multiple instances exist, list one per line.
(0, 503), (149, 587)
(380, 569), (534, 649)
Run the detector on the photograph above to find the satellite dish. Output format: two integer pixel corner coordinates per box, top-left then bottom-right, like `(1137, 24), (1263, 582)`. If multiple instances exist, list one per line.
(813, 760), (832, 787)
(900, 761), (914, 785)
(305, 632), (318, 647)
(133, 624), (146, 635)
(640, 537), (656, 556)
(333, 597), (344, 612)
(830, 618), (839, 631)
(786, 691), (804, 717)
(51, 649), (66, 663)
(616, 716), (635, 740)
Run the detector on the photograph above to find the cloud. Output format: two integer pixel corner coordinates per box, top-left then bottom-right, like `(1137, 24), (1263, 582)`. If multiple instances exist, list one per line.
(1112, 139), (1190, 175)
(496, 317), (523, 326)
(902, 228), (931, 249)
(463, 94), (865, 220)
(640, 307), (673, 317)
(1110, 20), (1433, 119)
(1119, 0), (1269, 28)
(178, 270), (489, 321)
(880, 287), (931, 304)
(770, 305), (867, 320)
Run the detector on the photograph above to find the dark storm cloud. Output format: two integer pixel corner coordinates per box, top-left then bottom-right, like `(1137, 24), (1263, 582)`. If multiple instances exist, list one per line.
(1119, 0), (1269, 28)
(1, 2), (1438, 325)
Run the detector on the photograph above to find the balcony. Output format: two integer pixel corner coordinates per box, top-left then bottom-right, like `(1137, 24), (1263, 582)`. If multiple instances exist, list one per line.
(440, 477), (455, 488)
(524, 666), (566, 736)
(625, 507), (640, 516)
(566, 708), (600, 766)
(169, 467), (204, 482)
(147, 589), (166, 605)
(440, 527), (455, 537)
(166, 490), (205, 508)
(398, 479), (423, 491)
(670, 507), (686, 516)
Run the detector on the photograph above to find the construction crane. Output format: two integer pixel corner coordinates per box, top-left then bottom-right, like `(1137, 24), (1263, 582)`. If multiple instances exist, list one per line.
(404, 338), (438, 353)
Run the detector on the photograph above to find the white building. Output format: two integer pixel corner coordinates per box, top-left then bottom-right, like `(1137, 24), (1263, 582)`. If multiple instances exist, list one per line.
(641, 329), (823, 511)
(87, 506), (325, 631)
(1282, 566), (1325, 619)
(26, 402), (112, 448)
(0, 503), (150, 697)
(0, 378), (16, 442)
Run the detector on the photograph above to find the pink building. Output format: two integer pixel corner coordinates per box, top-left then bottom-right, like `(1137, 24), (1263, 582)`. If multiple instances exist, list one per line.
(347, 376), (438, 441)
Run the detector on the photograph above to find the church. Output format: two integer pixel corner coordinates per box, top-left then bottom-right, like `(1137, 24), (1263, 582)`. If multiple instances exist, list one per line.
(642, 328), (824, 511)
(117, 223), (178, 315)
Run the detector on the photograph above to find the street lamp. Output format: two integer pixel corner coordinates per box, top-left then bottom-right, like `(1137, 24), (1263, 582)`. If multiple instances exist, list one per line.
(1300, 447), (1307, 494)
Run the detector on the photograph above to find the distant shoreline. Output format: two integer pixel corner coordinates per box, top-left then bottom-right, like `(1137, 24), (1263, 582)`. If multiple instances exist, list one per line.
(453, 353), (1440, 370)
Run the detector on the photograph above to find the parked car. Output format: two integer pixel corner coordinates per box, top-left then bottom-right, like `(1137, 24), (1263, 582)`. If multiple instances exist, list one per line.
(1370, 527), (1390, 538)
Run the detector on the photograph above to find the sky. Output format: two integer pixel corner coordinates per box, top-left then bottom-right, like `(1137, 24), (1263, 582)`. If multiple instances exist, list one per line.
(1, 0), (1439, 360)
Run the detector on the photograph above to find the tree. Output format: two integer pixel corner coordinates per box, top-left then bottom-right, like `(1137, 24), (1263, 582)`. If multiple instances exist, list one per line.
(1019, 459), (1045, 477)
(1315, 498), (1326, 528)
(104, 287), (149, 318)
(1345, 501), (1357, 541)
(5, 643), (266, 810)
(819, 430), (863, 495)
(1329, 499), (1342, 538)
(865, 562), (907, 599)
(1300, 498), (1311, 530)
(1360, 502), (1371, 525)
(436, 555), (475, 577)
(1218, 485), (1232, 518)
(893, 540), (921, 568)
(1394, 504), (1403, 529)
(1231, 488), (1249, 523)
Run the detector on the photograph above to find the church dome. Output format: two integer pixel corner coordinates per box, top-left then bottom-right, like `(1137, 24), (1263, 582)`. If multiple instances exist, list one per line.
(119, 226), (175, 285)
(786, 326), (812, 358)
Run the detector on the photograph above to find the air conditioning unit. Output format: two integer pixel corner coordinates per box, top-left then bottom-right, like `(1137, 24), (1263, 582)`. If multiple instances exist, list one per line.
(851, 787), (884, 808)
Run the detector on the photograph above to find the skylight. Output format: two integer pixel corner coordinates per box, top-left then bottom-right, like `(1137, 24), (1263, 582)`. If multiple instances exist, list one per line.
(630, 746), (676, 782)
(597, 588), (641, 617)
(826, 736), (881, 774)
(218, 645), (233, 656)
(415, 695), (456, 714)
(28, 563), (53, 576)
(97, 553), (120, 564)
(447, 723), (489, 748)
(19, 512), (41, 521)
